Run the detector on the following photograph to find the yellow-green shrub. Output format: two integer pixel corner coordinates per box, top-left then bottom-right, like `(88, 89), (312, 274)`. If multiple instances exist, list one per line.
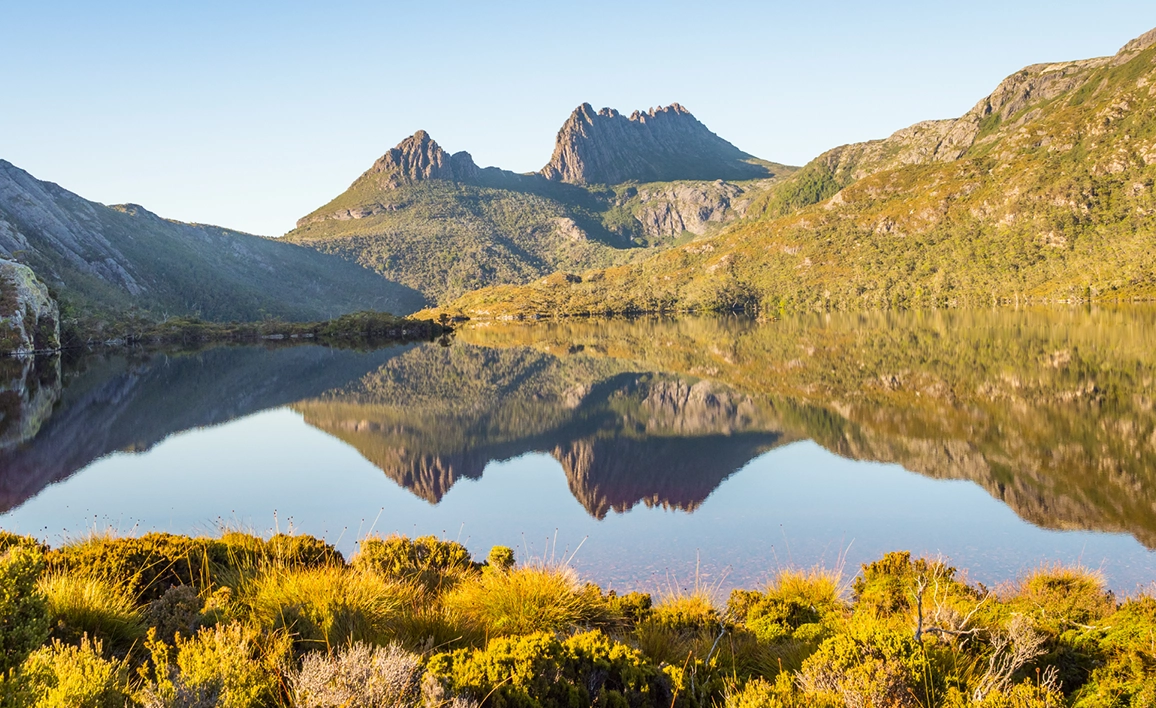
(0, 539), (50, 673)
(426, 630), (670, 707)
(15, 636), (131, 708)
(353, 534), (478, 592)
(141, 622), (290, 708)
(798, 624), (935, 708)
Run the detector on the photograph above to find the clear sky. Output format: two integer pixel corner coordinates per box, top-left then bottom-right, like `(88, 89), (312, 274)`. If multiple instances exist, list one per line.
(3, 1), (1155, 236)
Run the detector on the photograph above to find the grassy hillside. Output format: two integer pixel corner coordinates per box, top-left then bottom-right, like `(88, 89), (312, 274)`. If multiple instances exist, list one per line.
(283, 130), (795, 304)
(434, 32), (1156, 318)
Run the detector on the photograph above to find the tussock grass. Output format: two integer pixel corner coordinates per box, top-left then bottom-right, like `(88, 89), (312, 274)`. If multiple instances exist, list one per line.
(36, 570), (145, 651)
(443, 562), (607, 637)
(243, 565), (418, 650)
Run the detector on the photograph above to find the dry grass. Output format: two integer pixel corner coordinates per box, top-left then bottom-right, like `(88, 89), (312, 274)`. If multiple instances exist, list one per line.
(244, 565), (418, 650)
(442, 562), (606, 637)
(36, 570), (145, 651)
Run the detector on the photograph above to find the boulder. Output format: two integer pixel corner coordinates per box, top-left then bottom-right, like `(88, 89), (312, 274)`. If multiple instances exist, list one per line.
(0, 259), (60, 354)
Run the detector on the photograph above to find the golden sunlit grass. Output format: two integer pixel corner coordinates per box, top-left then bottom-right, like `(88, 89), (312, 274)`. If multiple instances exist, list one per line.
(36, 570), (145, 651)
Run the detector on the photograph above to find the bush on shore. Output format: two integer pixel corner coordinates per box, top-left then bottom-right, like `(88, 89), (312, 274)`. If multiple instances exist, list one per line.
(0, 528), (1152, 707)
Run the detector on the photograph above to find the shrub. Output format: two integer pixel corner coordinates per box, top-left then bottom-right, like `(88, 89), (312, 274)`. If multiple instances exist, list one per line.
(140, 622), (290, 708)
(48, 532), (231, 601)
(426, 630), (670, 707)
(354, 535), (478, 592)
(15, 635), (131, 708)
(798, 624), (935, 708)
(730, 568), (845, 645)
(1011, 565), (1113, 634)
(1068, 596), (1156, 706)
(146, 585), (205, 644)
(0, 541), (50, 673)
(220, 532), (343, 570)
(852, 551), (961, 621)
(291, 642), (422, 708)
(37, 570), (144, 652)
(245, 565), (416, 650)
(443, 563), (608, 637)
(486, 546), (516, 572)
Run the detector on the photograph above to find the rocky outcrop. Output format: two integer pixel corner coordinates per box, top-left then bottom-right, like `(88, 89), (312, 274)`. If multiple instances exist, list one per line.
(541, 103), (772, 185)
(364, 131), (479, 190)
(0, 259), (59, 354)
(625, 180), (770, 240)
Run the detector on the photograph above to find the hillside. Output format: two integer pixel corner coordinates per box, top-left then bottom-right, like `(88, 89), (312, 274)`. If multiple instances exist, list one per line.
(0, 160), (424, 325)
(435, 28), (1156, 317)
(283, 107), (794, 303)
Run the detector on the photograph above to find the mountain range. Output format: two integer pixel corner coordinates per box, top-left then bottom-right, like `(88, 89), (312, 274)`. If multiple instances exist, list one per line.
(436, 28), (1156, 317)
(3, 28), (1156, 334)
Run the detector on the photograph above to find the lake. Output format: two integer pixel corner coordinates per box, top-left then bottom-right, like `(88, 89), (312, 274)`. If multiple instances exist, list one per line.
(3, 309), (1156, 595)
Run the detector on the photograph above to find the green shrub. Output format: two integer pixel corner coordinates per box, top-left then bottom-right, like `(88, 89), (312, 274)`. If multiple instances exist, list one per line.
(0, 540), (50, 673)
(14, 636), (131, 708)
(731, 568), (845, 645)
(245, 565), (416, 650)
(220, 532), (343, 570)
(354, 534), (478, 592)
(141, 622), (290, 708)
(443, 563), (609, 637)
(37, 570), (144, 652)
(1068, 596), (1156, 707)
(146, 585), (206, 644)
(486, 546), (516, 572)
(798, 624), (935, 708)
(426, 629), (670, 708)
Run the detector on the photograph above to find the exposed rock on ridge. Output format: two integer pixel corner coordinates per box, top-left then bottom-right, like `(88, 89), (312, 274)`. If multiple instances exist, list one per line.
(366, 130), (479, 189)
(541, 103), (772, 185)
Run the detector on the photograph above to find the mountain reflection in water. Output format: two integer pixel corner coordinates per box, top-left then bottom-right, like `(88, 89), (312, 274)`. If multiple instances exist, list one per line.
(2, 309), (1156, 587)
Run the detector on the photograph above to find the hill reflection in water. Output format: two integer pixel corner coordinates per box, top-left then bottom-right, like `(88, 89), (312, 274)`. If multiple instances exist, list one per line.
(2, 309), (1156, 591)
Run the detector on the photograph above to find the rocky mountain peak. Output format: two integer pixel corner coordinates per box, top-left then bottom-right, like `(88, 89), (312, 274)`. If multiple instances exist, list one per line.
(366, 130), (479, 189)
(540, 103), (772, 185)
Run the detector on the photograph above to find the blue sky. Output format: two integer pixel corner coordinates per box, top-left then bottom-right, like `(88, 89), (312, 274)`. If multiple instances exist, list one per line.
(2, 1), (1155, 235)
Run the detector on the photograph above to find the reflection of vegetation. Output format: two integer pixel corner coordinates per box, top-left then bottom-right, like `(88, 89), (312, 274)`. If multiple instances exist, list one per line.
(454, 309), (1156, 546)
(2, 529), (1153, 706)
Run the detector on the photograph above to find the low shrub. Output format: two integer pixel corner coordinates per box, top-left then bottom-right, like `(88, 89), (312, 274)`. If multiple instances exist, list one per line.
(798, 623), (936, 708)
(291, 642), (422, 708)
(146, 585), (205, 644)
(220, 532), (343, 571)
(140, 622), (290, 708)
(15, 635), (131, 708)
(37, 570), (144, 652)
(0, 540), (50, 673)
(354, 535), (479, 592)
(426, 629), (670, 707)
(48, 532), (231, 601)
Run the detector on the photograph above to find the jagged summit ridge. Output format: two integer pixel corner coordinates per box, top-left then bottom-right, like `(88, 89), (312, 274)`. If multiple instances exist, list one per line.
(540, 102), (772, 185)
(365, 130), (479, 189)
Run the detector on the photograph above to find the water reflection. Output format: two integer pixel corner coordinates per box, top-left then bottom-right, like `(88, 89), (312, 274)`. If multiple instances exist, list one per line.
(1, 309), (1155, 588)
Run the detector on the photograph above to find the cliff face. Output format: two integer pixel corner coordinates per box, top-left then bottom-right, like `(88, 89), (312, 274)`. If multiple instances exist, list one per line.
(364, 131), (480, 191)
(0, 260), (59, 354)
(540, 103), (772, 185)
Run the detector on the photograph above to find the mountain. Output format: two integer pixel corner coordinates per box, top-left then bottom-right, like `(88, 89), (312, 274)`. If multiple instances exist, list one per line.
(540, 103), (774, 185)
(0, 160), (425, 324)
(284, 106), (794, 303)
(434, 28), (1156, 318)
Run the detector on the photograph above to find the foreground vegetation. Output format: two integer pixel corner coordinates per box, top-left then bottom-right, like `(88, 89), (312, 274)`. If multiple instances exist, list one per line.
(1, 529), (1152, 707)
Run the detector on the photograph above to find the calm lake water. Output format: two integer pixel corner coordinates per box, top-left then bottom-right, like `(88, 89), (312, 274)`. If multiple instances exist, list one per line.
(3, 309), (1156, 595)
